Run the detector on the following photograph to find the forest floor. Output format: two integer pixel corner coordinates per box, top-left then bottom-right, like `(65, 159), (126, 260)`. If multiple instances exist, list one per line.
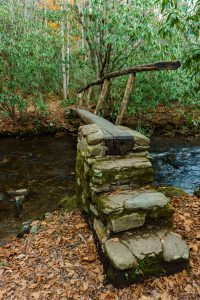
(0, 100), (199, 137)
(0, 195), (199, 300)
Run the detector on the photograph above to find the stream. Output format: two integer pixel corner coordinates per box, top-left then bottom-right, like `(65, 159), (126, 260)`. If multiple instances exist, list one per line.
(0, 135), (77, 243)
(0, 134), (199, 243)
(150, 136), (200, 194)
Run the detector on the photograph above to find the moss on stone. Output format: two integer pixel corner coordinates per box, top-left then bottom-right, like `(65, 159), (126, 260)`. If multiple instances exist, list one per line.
(59, 196), (78, 211)
(157, 186), (188, 198)
(92, 194), (174, 229)
(131, 255), (165, 281)
(76, 149), (93, 211)
(194, 187), (200, 198)
(148, 203), (174, 226)
(106, 255), (165, 284)
(91, 167), (153, 188)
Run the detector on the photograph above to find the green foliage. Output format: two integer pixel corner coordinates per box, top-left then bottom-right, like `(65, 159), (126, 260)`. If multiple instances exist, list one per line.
(158, 0), (200, 71)
(0, 1), (61, 123)
(0, 0), (199, 127)
(0, 92), (27, 125)
(68, 0), (199, 118)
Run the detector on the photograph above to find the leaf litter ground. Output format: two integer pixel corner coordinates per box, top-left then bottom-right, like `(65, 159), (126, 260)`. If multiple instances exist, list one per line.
(0, 195), (199, 300)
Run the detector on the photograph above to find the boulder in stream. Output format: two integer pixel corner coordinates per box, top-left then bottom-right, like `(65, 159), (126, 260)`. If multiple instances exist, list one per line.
(18, 221), (32, 237)
(0, 193), (6, 201)
(7, 189), (30, 197)
(14, 195), (25, 208)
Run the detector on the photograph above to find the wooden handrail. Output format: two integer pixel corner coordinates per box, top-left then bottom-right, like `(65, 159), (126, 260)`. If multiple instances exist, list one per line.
(77, 61), (181, 94)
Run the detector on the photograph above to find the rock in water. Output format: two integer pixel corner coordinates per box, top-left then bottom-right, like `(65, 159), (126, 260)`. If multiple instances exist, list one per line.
(14, 196), (25, 208)
(0, 193), (6, 201)
(18, 222), (31, 237)
(8, 189), (30, 197)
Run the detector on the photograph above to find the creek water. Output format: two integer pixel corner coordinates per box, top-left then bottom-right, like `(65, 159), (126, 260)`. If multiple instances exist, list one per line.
(0, 135), (77, 243)
(150, 136), (200, 194)
(0, 134), (199, 243)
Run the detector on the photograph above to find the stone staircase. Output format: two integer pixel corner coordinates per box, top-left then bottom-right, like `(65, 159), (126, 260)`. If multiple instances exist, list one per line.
(73, 109), (189, 284)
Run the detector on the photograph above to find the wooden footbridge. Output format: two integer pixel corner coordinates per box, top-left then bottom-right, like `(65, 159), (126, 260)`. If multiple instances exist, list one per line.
(68, 103), (189, 285)
(67, 60), (189, 285)
(76, 60), (181, 125)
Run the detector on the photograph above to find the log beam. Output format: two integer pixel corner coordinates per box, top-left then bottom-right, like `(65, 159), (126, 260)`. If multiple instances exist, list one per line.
(77, 61), (181, 94)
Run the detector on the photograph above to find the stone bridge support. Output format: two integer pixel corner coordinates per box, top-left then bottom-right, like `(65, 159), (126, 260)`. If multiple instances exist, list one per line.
(69, 109), (189, 283)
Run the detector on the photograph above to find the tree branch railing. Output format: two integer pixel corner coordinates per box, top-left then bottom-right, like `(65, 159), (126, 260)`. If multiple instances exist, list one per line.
(76, 60), (181, 124)
(77, 61), (180, 94)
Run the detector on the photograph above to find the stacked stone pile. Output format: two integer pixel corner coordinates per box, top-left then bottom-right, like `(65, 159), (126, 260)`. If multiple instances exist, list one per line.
(75, 112), (189, 283)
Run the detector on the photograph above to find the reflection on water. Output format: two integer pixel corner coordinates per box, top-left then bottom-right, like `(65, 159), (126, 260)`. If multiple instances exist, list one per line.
(151, 136), (200, 194)
(0, 135), (77, 242)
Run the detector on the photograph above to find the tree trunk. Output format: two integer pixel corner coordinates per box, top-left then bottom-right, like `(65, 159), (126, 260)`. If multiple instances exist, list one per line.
(66, 3), (70, 92)
(94, 79), (109, 115)
(86, 86), (92, 109)
(60, 0), (67, 100)
(44, 7), (48, 28)
(115, 73), (135, 125)
(77, 92), (84, 108)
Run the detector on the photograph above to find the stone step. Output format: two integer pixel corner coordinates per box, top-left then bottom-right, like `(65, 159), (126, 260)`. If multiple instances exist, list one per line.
(90, 157), (153, 193)
(92, 190), (173, 233)
(101, 227), (189, 282)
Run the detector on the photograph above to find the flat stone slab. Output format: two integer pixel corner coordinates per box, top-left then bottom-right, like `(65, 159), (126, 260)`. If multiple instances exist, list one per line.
(80, 124), (100, 136)
(103, 229), (189, 272)
(109, 212), (146, 232)
(93, 156), (152, 172)
(162, 232), (189, 262)
(96, 194), (125, 215)
(87, 131), (105, 145)
(90, 157), (153, 192)
(122, 233), (162, 260)
(104, 239), (138, 270)
(125, 192), (169, 211)
(94, 190), (170, 215)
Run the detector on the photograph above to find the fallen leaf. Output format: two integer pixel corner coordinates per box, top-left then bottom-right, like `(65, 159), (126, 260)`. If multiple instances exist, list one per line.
(76, 223), (87, 230)
(16, 254), (26, 259)
(82, 255), (96, 262)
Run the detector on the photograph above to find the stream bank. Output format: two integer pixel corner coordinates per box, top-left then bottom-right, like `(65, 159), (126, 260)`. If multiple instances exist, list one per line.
(0, 102), (199, 138)
(0, 134), (200, 244)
